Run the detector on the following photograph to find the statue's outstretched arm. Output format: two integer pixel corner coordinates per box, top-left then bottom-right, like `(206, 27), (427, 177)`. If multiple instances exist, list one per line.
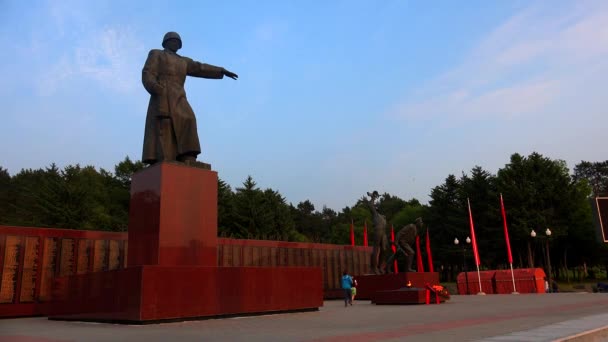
(186, 58), (238, 80)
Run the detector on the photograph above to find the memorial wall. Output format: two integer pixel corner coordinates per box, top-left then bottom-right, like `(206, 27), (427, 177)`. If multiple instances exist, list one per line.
(0, 227), (127, 317)
(217, 238), (369, 294)
(0, 226), (371, 318)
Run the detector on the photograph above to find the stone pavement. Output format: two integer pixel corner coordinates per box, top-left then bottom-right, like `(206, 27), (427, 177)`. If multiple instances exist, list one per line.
(1, 293), (607, 342)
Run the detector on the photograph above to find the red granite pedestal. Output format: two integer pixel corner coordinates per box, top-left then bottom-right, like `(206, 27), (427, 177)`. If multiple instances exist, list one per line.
(48, 163), (323, 323)
(126, 162), (218, 268)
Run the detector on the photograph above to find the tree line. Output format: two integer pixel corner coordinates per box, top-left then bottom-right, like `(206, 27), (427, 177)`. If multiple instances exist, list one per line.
(1, 153), (607, 280)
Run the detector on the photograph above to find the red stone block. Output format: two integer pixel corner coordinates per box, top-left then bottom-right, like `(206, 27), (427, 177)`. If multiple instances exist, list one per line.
(48, 266), (323, 323)
(493, 268), (546, 294)
(127, 163), (218, 267)
(456, 270), (496, 294)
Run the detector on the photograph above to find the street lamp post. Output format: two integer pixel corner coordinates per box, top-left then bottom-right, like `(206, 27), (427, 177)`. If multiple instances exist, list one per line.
(545, 228), (552, 292)
(531, 228), (553, 293)
(454, 237), (472, 295)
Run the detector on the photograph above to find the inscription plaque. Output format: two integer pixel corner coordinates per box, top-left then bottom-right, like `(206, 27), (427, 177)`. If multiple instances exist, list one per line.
(19, 237), (39, 302)
(243, 246), (252, 266)
(108, 240), (120, 270)
(76, 240), (89, 274)
(304, 249), (311, 267)
(336, 250), (343, 288)
(270, 247), (277, 267)
(323, 250), (331, 289)
(223, 245), (232, 266)
(232, 245), (241, 266)
(353, 250), (360, 276)
(340, 250), (347, 278)
(288, 248), (295, 266)
(279, 248), (287, 266)
(39, 238), (58, 301)
(295, 249), (303, 266)
(59, 239), (75, 277)
(217, 244), (223, 266)
(0, 236), (22, 303)
(93, 240), (107, 272)
(123, 240), (128, 267)
(260, 247), (270, 266)
(252, 247), (261, 266)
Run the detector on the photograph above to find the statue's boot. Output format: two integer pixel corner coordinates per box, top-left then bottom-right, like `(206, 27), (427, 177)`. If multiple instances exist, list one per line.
(406, 254), (416, 272)
(177, 153), (199, 166)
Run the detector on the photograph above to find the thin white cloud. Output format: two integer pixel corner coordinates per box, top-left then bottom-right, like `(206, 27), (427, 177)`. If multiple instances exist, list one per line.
(73, 27), (144, 92)
(28, 1), (145, 95)
(37, 26), (144, 95)
(37, 58), (76, 96)
(393, 1), (608, 121)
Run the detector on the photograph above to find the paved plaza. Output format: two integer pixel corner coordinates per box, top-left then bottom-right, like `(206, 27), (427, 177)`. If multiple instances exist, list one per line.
(1, 293), (608, 341)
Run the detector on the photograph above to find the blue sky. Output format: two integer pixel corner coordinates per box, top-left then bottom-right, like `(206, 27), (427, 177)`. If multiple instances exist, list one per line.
(1, 0), (607, 211)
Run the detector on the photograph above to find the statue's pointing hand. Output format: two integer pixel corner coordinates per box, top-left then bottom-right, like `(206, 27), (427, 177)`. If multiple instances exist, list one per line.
(223, 68), (238, 80)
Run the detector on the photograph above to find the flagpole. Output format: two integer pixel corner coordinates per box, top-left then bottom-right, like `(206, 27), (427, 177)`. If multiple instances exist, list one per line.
(475, 264), (484, 295)
(509, 263), (518, 294)
(467, 198), (485, 295)
(363, 220), (368, 247)
(500, 194), (519, 294)
(350, 219), (355, 246)
(390, 225), (398, 273)
(426, 227), (434, 273)
(415, 235), (424, 272)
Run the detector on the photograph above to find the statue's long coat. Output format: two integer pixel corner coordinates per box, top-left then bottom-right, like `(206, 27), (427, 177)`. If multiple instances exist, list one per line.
(141, 49), (224, 164)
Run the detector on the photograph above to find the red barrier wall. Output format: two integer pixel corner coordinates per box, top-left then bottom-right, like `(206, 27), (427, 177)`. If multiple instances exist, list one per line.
(457, 268), (547, 295)
(0, 226), (371, 318)
(457, 271), (496, 294)
(494, 268), (546, 294)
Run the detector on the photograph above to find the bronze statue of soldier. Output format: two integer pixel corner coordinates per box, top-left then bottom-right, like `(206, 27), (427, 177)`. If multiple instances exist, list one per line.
(386, 217), (424, 273)
(141, 32), (238, 165)
(365, 191), (389, 274)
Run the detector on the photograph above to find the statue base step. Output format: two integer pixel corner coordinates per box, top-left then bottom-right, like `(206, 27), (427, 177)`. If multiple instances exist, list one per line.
(355, 272), (440, 299)
(371, 287), (446, 305)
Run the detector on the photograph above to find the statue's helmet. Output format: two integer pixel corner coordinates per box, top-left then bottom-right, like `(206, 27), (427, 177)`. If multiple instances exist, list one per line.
(162, 31), (182, 49)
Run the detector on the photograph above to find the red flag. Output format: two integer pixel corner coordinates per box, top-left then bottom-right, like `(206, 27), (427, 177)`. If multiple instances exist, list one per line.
(416, 235), (424, 272)
(500, 194), (513, 264)
(425, 228), (434, 272)
(363, 221), (368, 247)
(390, 225), (398, 273)
(350, 219), (355, 246)
(467, 198), (481, 266)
